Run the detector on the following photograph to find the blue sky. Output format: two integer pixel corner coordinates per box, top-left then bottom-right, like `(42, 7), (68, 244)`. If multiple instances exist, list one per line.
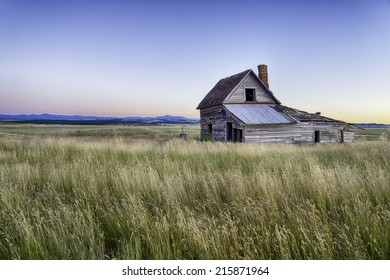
(0, 0), (389, 122)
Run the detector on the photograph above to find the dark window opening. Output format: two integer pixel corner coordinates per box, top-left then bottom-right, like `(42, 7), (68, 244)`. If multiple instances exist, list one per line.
(233, 128), (243, 142)
(238, 129), (243, 142)
(340, 130), (344, 143)
(208, 123), (212, 134)
(314, 130), (321, 143)
(245, 88), (255, 101)
(227, 122), (233, 141)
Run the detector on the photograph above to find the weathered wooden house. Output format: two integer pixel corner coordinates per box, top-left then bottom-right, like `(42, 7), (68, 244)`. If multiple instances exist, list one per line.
(197, 64), (357, 143)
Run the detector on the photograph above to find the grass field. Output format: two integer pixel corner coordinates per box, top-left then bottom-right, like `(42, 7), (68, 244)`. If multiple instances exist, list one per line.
(0, 124), (389, 259)
(0, 124), (200, 140)
(355, 127), (390, 141)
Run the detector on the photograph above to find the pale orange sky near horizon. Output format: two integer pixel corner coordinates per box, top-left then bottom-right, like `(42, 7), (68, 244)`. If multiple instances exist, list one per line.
(1, 0), (389, 123)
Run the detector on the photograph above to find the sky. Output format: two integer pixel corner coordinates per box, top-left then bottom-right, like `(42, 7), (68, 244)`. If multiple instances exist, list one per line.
(0, 0), (389, 122)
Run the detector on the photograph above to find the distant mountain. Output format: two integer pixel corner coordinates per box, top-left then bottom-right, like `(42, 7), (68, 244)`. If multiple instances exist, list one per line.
(122, 116), (154, 121)
(0, 113), (118, 120)
(0, 113), (200, 125)
(354, 123), (390, 128)
(156, 115), (199, 121)
(122, 115), (199, 122)
(2, 114), (388, 127)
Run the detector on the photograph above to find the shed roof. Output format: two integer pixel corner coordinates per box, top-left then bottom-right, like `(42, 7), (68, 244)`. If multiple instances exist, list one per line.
(276, 105), (361, 130)
(277, 105), (346, 123)
(224, 104), (297, 124)
(197, 70), (279, 109)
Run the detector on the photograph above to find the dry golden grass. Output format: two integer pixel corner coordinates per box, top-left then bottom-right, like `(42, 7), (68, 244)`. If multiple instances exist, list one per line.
(0, 125), (389, 259)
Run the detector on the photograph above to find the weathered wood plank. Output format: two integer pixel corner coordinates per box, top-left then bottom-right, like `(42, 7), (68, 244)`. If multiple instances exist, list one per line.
(224, 72), (274, 104)
(200, 106), (355, 144)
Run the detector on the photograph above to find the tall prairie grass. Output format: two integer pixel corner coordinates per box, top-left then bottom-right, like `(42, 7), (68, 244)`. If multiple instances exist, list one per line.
(0, 127), (389, 259)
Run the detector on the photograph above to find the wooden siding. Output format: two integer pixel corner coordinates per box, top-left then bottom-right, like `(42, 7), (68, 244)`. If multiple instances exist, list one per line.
(244, 123), (313, 143)
(224, 73), (275, 104)
(310, 122), (354, 143)
(343, 131), (354, 142)
(200, 106), (226, 141)
(226, 110), (244, 129)
(200, 106), (355, 144)
(244, 122), (355, 144)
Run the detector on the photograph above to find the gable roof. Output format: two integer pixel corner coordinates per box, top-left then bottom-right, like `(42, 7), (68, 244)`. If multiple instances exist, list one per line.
(197, 69), (279, 109)
(197, 70), (250, 109)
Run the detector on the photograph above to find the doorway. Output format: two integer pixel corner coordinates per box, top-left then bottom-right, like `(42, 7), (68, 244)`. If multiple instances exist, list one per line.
(227, 122), (233, 141)
(314, 130), (321, 143)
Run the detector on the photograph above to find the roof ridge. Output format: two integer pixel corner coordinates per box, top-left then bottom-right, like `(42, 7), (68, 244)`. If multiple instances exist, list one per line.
(219, 69), (251, 81)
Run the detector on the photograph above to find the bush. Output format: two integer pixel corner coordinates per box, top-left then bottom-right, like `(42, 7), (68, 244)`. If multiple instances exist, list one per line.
(199, 132), (213, 142)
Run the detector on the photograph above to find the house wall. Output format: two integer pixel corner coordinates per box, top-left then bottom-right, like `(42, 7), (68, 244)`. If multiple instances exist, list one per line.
(244, 122), (355, 144)
(310, 122), (354, 143)
(226, 110), (244, 130)
(343, 132), (354, 142)
(244, 123), (314, 143)
(311, 123), (338, 143)
(200, 106), (355, 143)
(200, 106), (226, 141)
(225, 110), (245, 142)
(224, 72), (275, 104)
(200, 106), (245, 141)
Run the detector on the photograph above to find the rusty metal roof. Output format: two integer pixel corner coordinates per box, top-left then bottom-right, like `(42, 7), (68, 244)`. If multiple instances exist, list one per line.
(224, 104), (297, 124)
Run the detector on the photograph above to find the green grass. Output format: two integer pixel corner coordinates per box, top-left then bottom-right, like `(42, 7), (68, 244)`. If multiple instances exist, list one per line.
(0, 124), (199, 140)
(355, 127), (390, 141)
(0, 125), (390, 259)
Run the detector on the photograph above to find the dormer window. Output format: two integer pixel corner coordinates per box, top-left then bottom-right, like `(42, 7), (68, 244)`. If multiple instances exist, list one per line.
(245, 88), (255, 101)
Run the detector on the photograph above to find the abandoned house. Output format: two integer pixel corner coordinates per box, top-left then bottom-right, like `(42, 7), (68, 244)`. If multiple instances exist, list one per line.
(196, 64), (357, 143)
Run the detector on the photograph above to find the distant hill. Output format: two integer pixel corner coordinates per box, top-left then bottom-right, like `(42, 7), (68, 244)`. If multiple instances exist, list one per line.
(122, 115), (199, 122)
(0, 113), (200, 125)
(354, 123), (390, 128)
(0, 113), (118, 120)
(2, 114), (387, 127)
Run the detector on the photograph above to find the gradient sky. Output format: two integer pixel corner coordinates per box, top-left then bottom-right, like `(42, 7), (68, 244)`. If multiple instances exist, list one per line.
(0, 0), (389, 122)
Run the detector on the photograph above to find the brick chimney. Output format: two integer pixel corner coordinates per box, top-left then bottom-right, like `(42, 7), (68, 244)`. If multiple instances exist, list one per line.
(257, 64), (269, 88)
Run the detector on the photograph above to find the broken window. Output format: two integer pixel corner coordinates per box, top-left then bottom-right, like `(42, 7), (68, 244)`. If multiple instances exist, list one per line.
(208, 123), (212, 134)
(245, 88), (255, 101)
(238, 129), (243, 142)
(233, 128), (243, 142)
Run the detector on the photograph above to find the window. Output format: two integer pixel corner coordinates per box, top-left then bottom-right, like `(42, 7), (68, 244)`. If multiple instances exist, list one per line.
(238, 129), (243, 142)
(208, 123), (212, 134)
(227, 122), (243, 142)
(245, 88), (255, 101)
(227, 122), (233, 141)
(233, 128), (243, 142)
(314, 130), (321, 143)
